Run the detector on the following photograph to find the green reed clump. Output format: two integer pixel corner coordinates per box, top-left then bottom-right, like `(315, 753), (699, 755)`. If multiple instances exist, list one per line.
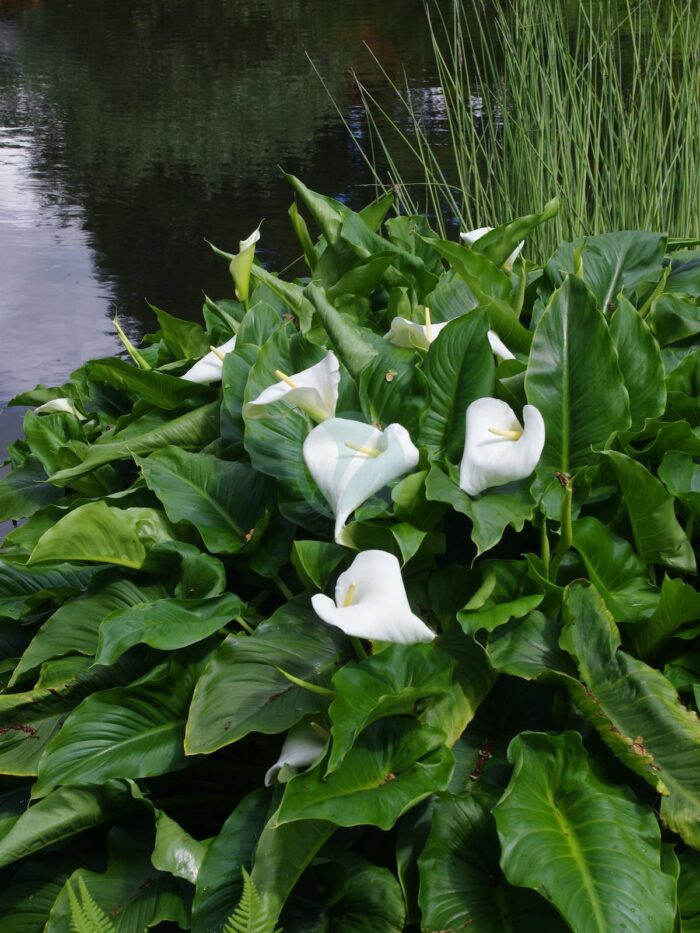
(351, 0), (700, 257)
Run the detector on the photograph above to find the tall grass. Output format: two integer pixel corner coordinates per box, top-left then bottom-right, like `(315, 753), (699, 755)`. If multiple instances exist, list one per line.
(349, 0), (700, 258)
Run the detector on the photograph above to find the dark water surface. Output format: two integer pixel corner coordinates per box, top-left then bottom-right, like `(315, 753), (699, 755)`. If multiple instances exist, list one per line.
(0, 0), (441, 449)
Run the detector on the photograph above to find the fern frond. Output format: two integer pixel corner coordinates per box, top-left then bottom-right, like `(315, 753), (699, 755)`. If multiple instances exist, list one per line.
(67, 876), (115, 933)
(223, 869), (281, 933)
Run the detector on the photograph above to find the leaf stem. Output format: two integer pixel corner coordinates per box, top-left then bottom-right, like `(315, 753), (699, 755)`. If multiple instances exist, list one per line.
(550, 481), (574, 581)
(540, 517), (550, 574)
(273, 575), (294, 601)
(276, 667), (334, 698)
(350, 637), (368, 660)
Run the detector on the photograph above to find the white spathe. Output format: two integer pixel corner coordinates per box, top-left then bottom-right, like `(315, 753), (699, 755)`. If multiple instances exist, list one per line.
(303, 417), (419, 542)
(459, 226), (525, 270)
(34, 398), (86, 420)
(386, 316), (514, 361)
(264, 721), (327, 786)
(243, 351), (340, 423)
(180, 335), (237, 384)
(312, 550), (435, 644)
(459, 397), (545, 496)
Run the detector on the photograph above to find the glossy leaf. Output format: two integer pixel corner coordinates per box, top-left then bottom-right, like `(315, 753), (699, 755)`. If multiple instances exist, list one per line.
(609, 295), (666, 431)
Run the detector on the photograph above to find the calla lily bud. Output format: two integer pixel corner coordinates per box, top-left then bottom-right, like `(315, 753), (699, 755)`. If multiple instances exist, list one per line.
(460, 226), (525, 271)
(230, 228), (261, 305)
(312, 550), (435, 644)
(34, 398), (86, 420)
(459, 397), (545, 496)
(243, 351), (340, 423)
(303, 417), (419, 542)
(180, 335), (237, 384)
(264, 720), (327, 786)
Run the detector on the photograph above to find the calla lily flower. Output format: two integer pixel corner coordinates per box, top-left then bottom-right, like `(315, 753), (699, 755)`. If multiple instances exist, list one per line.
(386, 311), (514, 361)
(34, 398), (86, 420)
(460, 225), (524, 271)
(180, 335), (237, 384)
(303, 418), (419, 542)
(230, 228), (261, 305)
(312, 550), (435, 643)
(243, 351), (340, 423)
(264, 721), (327, 787)
(459, 397), (545, 496)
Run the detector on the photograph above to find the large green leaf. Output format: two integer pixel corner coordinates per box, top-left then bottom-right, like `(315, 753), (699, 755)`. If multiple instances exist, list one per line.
(33, 647), (212, 795)
(659, 450), (700, 519)
(152, 810), (208, 884)
(494, 731), (676, 933)
(419, 310), (495, 459)
(95, 593), (244, 665)
(470, 198), (559, 268)
(649, 293), (700, 346)
(0, 559), (100, 620)
(418, 793), (567, 933)
(277, 719), (453, 830)
(525, 275), (630, 478)
(28, 502), (173, 569)
(185, 598), (347, 755)
(304, 284), (381, 381)
(605, 450), (696, 572)
(138, 447), (273, 553)
(609, 295), (666, 431)
(327, 643), (453, 773)
(626, 576), (700, 657)
(457, 560), (544, 634)
(0, 456), (62, 522)
(0, 781), (134, 868)
(0, 854), (79, 932)
(83, 357), (212, 410)
(561, 583), (700, 848)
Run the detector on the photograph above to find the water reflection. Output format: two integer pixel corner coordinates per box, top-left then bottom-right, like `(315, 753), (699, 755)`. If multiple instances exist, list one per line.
(0, 0), (435, 421)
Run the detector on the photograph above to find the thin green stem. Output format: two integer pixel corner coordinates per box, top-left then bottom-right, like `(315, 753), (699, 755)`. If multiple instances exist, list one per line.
(550, 481), (574, 581)
(276, 668), (334, 699)
(273, 575), (294, 601)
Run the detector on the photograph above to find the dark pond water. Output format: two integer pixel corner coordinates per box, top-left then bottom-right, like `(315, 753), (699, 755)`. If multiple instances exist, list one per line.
(0, 0), (444, 450)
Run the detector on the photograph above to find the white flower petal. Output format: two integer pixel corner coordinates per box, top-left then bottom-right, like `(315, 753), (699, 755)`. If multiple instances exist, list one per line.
(243, 351), (340, 422)
(34, 398), (85, 420)
(311, 550), (434, 644)
(487, 330), (515, 361)
(264, 721), (327, 786)
(386, 317), (449, 351)
(459, 397), (545, 496)
(303, 419), (419, 541)
(459, 226), (524, 270)
(240, 228), (261, 252)
(180, 335), (237, 384)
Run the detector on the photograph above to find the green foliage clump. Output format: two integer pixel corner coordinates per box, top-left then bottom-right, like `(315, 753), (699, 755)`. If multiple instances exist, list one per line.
(0, 177), (699, 932)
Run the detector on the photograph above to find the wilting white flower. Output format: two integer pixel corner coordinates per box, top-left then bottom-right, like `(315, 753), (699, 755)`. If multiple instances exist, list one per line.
(243, 351), (340, 423)
(312, 550), (435, 644)
(264, 721), (327, 786)
(460, 397), (545, 496)
(230, 228), (261, 305)
(386, 313), (514, 361)
(34, 398), (86, 420)
(180, 335), (237, 384)
(460, 226), (525, 271)
(303, 418), (419, 542)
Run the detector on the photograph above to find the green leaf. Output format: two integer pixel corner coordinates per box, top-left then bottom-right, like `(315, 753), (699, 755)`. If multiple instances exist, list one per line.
(29, 503), (173, 569)
(185, 598), (347, 755)
(34, 647), (212, 795)
(303, 283), (380, 381)
(83, 357), (212, 410)
(23, 411), (85, 476)
(419, 311), (495, 459)
(0, 854), (80, 932)
(418, 793), (567, 933)
(138, 447), (273, 554)
(525, 275), (631, 478)
(0, 558), (100, 620)
(659, 450), (700, 519)
(649, 293), (700, 346)
(494, 731), (676, 933)
(95, 593), (243, 665)
(470, 198), (559, 267)
(66, 876), (114, 933)
(327, 644), (453, 773)
(457, 560), (543, 634)
(152, 810), (208, 884)
(291, 541), (347, 591)
(0, 456), (62, 522)
(358, 342), (427, 437)
(604, 450), (696, 572)
(561, 582), (700, 848)
(627, 576), (700, 658)
(0, 781), (134, 868)
(150, 303), (210, 360)
(571, 516), (659, 622)
(277, 718), (453, 830)
(609, 295), (666, 431)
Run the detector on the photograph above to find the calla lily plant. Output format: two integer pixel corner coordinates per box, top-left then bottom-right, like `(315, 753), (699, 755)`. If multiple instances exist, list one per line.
(244, 351), (340, 422)
(312, 550), (435, 644)
(180, 335), (237, 384)
(303, 417), (419, 542)
(459, 397), (545, 496)
(460, 225), (525, 270)
(386, 308), (514, 360)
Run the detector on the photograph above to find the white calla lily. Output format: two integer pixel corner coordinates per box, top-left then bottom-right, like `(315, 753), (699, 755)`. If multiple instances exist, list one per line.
(387, 310), (514, 361)
(303, 417), (419, 542)
(264, 721), (327, 787)
(230, 227), (261, 305)
(180, 335), (237, 384)
(34, 398), (86, 420)
(460, 225), (525, 270)
(459, 397), (545, 496)
(243, 351), (340, 423)
(312, 550), (435, 644)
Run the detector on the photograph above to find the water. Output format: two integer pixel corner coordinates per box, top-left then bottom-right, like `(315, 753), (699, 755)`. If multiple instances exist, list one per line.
(0, 0), (441, 452)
